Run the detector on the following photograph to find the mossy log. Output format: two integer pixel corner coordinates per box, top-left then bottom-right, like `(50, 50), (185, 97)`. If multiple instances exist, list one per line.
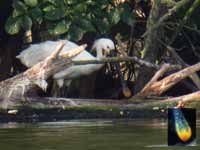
(0, 95), (200, 122)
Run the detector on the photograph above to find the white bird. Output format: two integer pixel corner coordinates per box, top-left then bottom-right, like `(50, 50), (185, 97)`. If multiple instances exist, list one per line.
(16, 38), (115, 90)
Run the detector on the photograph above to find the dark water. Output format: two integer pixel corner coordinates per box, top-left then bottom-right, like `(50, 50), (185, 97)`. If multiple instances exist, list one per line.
(0, 119), (199, 150)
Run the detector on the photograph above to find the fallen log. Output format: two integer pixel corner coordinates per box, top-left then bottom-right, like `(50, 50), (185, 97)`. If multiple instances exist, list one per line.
(0, 96), (169, 122)
(1, 94), (199, 114)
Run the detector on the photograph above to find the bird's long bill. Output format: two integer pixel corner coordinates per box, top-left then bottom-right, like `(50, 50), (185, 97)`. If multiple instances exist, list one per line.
(109, 50), (132, 98)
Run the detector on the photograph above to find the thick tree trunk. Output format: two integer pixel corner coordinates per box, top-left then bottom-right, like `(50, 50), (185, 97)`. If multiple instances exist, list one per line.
(134, 0), (168, 93)
(134, 0), (195, 93)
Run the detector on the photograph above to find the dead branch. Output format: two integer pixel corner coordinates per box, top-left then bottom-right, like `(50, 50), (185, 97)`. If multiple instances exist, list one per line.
(74, 56), (159, 69)
(0, 43), (87, 100)
(137, 62), (200, 97)
(166, 45), (200, 89)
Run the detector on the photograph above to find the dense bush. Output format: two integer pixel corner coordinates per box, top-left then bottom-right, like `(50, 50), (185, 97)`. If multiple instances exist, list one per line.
(5, 0), (134, 41)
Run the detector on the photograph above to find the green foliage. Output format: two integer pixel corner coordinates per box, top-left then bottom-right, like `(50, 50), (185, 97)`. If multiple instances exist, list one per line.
(24, 0), (38, 7)
(5, 16), (21, 35)
(5, 0), (134, 41)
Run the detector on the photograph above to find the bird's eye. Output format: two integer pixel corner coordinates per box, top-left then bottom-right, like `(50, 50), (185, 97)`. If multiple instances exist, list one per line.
(107, 46), (110, 49)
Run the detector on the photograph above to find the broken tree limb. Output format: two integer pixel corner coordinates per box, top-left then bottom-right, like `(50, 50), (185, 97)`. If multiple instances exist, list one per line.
(74, 56), (159, 69)
(0, 43), (87, 100)
(166, 45), (200, 89)
(137, 62), (200, 97)
(138, 63), (172, 95)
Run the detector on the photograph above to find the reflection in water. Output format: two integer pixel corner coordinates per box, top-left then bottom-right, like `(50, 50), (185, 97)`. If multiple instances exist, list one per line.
(0, 119), (199, 150)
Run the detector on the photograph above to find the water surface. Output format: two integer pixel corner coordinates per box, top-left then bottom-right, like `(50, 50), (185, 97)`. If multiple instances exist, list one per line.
(0, 119), (199, 150)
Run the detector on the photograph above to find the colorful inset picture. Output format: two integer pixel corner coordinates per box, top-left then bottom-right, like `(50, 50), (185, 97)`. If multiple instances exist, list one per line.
(168, 108), (196, 146)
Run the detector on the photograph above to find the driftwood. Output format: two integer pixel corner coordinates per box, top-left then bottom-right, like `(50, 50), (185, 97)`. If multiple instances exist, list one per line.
(0, 43), (87, 100)
(138, 62), (200, 97)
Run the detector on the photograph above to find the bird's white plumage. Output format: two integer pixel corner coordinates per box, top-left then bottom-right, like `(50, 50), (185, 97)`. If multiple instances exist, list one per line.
(16, 38), (115, 88)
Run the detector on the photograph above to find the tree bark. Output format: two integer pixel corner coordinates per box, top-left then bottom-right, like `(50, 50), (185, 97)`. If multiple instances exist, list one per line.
(134, 0), (168, 93)
(138, 62), (200, 97)
(0, 43), (86, 107)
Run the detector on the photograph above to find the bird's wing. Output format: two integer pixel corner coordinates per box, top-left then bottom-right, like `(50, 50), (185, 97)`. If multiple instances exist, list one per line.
(72, 50), (96, 61)
(16, 40), (79, 67)
(53, 52), (101, 80)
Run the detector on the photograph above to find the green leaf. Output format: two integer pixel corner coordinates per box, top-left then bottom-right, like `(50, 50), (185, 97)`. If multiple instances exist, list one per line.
(76, 19), (95, 32)
(54, 20), (71, 35)
(12, 0), (27, 12)
(73, 3), (87, 13)
(12, 9), (24, 17)
(24, 0), (38, 7)
(43, 5), (55, 12)
(31, 7), (43, 24)
(67, 26), (85, 41)
(121, 11), (135, 26)
(93, 18), (110, 34)
(109, 9), (121, 24)
(43, 0), (57, 5)
(21, 16), (32, 31)
(44, 7), (65, 21)
(119, 4), (135, 26)
(64, 0), (74, 5)
(5, 16), (21, 35)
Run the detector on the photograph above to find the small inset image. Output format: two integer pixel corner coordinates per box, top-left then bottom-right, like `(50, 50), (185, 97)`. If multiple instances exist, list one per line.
(168, 108), (196, 146)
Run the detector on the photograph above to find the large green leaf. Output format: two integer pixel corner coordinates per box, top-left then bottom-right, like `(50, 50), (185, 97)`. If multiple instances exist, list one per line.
(121, 11), (135, 26)
(44, 7), (65, 21)
(12, 1), (27, 12)
(64, 0), (74, 5)
(67, 26), (85, 41)
(31, 7), (43, 24)
(43, 5), (55, 12)
(42, 0), (57, 5)
(76, 19), (95, 32)
(5, 16), (21, 35)
(54, 20), (71, 35)
(24, 0), (38, 7)
(12, 8), (24, 17)
(21, 16), (32, 31)
(109, 9), (121, 24)
(73, 3), (87, 13)
(93, 18), (110, 34)
(120, 4), (135, 26)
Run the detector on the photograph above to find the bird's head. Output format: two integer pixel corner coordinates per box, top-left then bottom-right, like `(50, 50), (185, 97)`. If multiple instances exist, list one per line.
(92, 38), (115, 58)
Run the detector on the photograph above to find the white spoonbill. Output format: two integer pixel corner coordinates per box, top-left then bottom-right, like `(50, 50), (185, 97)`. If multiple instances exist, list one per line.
(16, 38), (115, 89)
